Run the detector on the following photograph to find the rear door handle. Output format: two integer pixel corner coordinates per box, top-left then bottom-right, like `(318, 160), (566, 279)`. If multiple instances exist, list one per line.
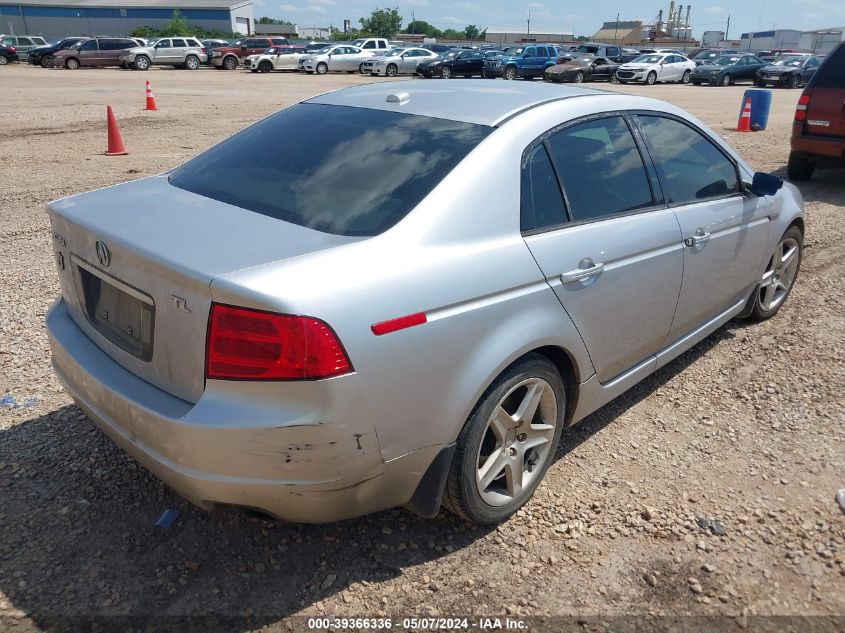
(684, 231), (711, 247)
(561, 258), (605, 284)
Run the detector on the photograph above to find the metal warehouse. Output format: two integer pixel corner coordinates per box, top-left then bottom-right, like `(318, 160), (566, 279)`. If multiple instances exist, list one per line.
(0, 0), (255, 40)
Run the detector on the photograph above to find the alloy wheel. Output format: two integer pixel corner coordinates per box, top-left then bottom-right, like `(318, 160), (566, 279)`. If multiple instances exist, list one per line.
(0, 56), (7, 66)
(758, 237), (800, 313)
(475, 378), (558, 507)
(441, 66), (451, 78)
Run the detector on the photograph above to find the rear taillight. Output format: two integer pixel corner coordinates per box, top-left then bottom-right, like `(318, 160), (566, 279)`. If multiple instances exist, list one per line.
(201, 47), (206, 54)
(9, 46), (15, 53)
(205, 304), (352, 380)
(795, 93), (810, 122)
(556, 57), (565, 64)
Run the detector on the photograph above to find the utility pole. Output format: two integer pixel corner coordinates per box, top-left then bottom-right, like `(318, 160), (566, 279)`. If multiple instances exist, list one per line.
(614, 13), (619, 45)
(411, 10), (415, 38)
(527, 10), (530, 40)
(725, 13), (730, 40)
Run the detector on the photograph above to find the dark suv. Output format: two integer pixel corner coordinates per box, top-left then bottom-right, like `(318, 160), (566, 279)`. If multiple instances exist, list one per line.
(211, 37), (289, 70)
(788, 43), (845, 181)
(27, 37), (86, 67)
(484, 44), (559, 80)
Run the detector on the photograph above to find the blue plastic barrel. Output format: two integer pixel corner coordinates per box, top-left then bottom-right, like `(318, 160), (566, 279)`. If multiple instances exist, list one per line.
(739, 89), (773, 131)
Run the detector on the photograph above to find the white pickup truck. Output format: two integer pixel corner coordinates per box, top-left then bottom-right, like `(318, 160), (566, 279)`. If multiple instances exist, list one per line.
(350, 37), (391, 51)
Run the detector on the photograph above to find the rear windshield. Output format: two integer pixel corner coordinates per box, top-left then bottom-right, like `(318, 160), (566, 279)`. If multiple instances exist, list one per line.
(168, 103), (492, 236)
(812, 45), (844, 88)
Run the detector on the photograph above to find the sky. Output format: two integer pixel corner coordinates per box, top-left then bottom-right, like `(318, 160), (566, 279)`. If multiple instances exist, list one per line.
(254, 0), (845, 38)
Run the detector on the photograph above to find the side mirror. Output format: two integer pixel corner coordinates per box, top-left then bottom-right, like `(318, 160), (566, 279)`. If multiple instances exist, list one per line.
(749, 172), (784, 197)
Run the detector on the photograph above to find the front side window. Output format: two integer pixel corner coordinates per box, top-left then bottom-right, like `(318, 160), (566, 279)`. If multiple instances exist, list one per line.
(521, 144), (566, 232)
(155, 39), (171, 48)
(546, 117), (654, 222)
(637, 115), (739, 204)
(169, 104), (492, 236)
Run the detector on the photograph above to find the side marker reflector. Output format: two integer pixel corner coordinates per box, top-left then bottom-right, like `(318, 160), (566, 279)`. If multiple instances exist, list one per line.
(371, 312), (427, 336)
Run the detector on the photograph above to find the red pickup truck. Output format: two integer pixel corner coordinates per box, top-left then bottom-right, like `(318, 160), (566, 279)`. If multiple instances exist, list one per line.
(211, 36), (289, 70)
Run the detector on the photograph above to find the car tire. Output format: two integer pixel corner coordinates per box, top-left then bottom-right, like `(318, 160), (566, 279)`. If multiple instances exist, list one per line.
(692, 80), (701, 85)
(788, 74), (801, 89)
(748, 226), (802, 321)
(316, 62), (328, 75)
(223, 56), (238, 71)
(133, 56), (150, 71)
(185, 55), (199, 70)
(721, 73), (731, 86)
(610, 73), (619, 84)
(65, 57), (79, 70)
(442, 354), (566, 525)
(574, 71), (584, 83)
(681, 69), (691, 84)
(440, 66), (451, 78)
(755, 79), (766, 87)
(503, 65), (517, 80)
(41, 55), (53, 68)
(259, 60), (272, 73)
(386, 63), (397, 77)
(0, 56), (7, 66)
(645, 71), (657, 85)
(787, 151), (815, 182)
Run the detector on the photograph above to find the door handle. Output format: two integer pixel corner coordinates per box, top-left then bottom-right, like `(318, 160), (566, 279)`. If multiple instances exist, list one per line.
(684, 230), (711, 247)
(561, 258), (605, 284)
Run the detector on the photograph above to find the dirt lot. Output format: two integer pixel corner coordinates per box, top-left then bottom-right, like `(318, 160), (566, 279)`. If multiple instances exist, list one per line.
(1, 64), (843, 632)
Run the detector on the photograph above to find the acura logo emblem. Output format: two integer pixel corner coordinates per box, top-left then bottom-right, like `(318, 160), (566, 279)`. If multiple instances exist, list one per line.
(95, 240), (110, 268)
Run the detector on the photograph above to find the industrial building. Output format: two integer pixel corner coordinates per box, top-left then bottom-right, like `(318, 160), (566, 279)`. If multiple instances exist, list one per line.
(589, 21), (644, 46)
(484, 31), (575, 47)
(0, 0), (254, 39)
(739, 29), (802, 51)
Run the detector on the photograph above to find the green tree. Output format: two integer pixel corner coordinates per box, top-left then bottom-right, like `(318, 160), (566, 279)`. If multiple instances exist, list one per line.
(441, 28), (463, 39)
(576, 35), (589, 41)
(359, 7), (403, 38)
(159, 9), (194, 36)
(129, 25), (158, 38)
(404, 20), (441, 37)
(257, 16), (287, 24)
(329, 26), (358, 41)
(464, 24), (480, 40)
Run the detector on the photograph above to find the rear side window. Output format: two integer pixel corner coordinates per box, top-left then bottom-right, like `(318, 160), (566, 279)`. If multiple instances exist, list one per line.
(546, 117), (653, 222)
(80, 40), (97, 51)
(521, 144), (566, 232)
(812, 45), (845, 88)
(169, 103), (492, 236)
(172, 39), (187, 48)
(637, 115), (739, 204)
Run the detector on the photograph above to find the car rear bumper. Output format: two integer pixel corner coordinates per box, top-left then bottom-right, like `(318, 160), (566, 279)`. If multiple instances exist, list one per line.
(792, 128), (845, 161)
(47, 298), (441, 523)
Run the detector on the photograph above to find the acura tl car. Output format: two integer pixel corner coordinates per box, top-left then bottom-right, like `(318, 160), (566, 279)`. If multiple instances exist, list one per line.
(46, 82), (804, 525)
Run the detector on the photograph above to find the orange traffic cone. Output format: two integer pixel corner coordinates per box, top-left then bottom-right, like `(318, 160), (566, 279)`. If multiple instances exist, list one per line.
(737, 97), (752, 132)
(144, 80), (157, 111)
(105, 106), (128, 156)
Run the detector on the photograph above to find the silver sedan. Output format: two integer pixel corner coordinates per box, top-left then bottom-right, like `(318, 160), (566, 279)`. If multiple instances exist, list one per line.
(298, 44), (373, 74)
(363, 47), (439, 76)
(46, 81), (804, 524)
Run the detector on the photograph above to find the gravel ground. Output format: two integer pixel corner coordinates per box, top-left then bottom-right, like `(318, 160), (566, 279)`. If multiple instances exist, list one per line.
(1, 64), (844, 632)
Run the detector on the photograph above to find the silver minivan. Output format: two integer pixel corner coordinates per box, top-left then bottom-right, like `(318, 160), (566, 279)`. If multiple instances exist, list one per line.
(0, 34), (48, 55)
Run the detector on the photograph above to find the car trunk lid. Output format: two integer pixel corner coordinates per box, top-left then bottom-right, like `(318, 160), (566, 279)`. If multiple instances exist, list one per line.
(805, 46), (845, 139)
(48, 174), (358, 403)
